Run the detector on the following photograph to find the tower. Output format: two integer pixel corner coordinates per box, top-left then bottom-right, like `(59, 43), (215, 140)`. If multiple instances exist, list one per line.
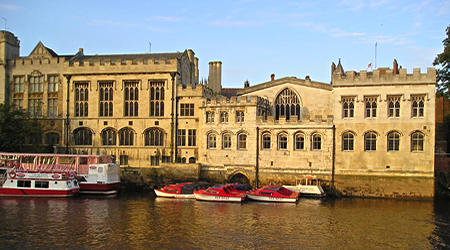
(0, 30), (20, 104)
(207, 61), (222, 94)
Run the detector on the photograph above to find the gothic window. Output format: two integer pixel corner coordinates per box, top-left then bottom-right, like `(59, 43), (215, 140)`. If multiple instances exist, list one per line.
(294, 133), (305, 150)
(177, 129), (186, 146)
(144, 128), (164, 146)
(365, 96), (377, 118)
(342, 132), (354, 151)
(45, 132), (60, 145)
(222, 133), (232, 149)
(206, 111), (215, 123)
(101, 128), (117, 146)
(238, 133), (247, 150)
(48, 75), (59, 93)
(342, 97), (355, 118)
(124, 81), (139, 117)
(99, 81), (114, 117)
(262, 133), (271, 149)
(236, 111), (245, 123)
(311, 133), (322, 150)
(220, 112), (229, 123)
(207, 133), (217, 149)
(73, 127), (92, 145)
(14, 76), (25, 93)
(278, 133), (288, 150)
(411, 131), (424, 152)
(180, 104), (194, 116)
(388, 96), (400, 118)
(75, 82), (89, 117)
(29, 75), (44, 93)
(150, 81), (165, 117)
(119, 127), (135, 146)
(364, 131), (377, 151)
(188, 129), (196, 146)
(411, 95), (425, 118)
(387, 131), (400, 151)
(275, 88), (301, 121)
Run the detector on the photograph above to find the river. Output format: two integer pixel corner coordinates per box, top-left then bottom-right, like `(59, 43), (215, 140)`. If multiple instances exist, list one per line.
(0, 192), (449, 249)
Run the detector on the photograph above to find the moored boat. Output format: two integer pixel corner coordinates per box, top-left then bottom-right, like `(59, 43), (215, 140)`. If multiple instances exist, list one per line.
(77, 163), (120, 195)
(194, 184), (246, 202)
(155, 182), (209, 199)
(246, 185), (299, 203)
(283, 176), (326, 198)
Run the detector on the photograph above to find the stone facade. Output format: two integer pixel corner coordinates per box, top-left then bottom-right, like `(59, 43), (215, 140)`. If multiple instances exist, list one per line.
(0, 31), (437, 198)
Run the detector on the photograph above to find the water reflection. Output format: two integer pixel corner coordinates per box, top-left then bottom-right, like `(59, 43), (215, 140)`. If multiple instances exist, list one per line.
(0, 194), (448, 249)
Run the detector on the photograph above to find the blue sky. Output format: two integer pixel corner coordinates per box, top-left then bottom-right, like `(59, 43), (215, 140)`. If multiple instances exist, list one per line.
(0, 0), (448, 87)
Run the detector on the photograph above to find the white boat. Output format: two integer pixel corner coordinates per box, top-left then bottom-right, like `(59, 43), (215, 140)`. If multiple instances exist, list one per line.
(283, 176), (326, 198)
(77, 163), (120, 195)
(246, 186), (299, 203)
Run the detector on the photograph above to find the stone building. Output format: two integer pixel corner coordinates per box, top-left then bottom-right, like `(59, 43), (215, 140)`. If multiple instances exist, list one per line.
(0, 30), (437, 198)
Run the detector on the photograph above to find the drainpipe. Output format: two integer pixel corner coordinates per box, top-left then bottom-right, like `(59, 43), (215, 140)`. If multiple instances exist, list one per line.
(169, 72), (179, 163)
(256, 126), (260, 188)
(332, 124), (336, 189)
(64, 74), (71, 154)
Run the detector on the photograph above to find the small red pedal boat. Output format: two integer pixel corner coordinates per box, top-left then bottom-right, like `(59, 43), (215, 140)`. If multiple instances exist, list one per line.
(194, 184), (246, 202)
(247, 185), (299, 203)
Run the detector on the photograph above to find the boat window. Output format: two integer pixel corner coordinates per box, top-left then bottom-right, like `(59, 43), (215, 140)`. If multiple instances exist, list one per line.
(17, 180), (31, 188)
(98, 167), (103, 173)
(55, 181), (58, 184)
(35, 181), (49, 188)
(79, 157), (88, 165)
(260, 191), (272, 196)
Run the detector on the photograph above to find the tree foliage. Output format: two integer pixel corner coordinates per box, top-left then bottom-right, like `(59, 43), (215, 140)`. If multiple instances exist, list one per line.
(0, 103), (43, 152)
(433, 25), (450, 98)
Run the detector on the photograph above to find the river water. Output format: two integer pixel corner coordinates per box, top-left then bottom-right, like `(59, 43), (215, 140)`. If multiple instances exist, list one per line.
(0, 192), (449, 249)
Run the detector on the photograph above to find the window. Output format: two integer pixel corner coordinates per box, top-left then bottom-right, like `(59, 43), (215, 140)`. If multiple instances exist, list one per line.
(365, 97), (377, 118)
(342, 97), (355, 118)
(220, 112), (229, 123)
(311, 134), (321, 150)
(119, 127), (134, 146)
(388, 96), (400, 118)
(150, 156), (160, 166)
(262, 133), (271, 149)
(364, 132), (377, 151)
(124, 81), (139, 117)
(29, 75), (44, 93)
(342, 132), (354, 151)
(28, 98), (42, 117)
(238, 133), (247, 150)
(180, 104), (194, 116)
(206, 111), (215, 123)
(48, 75), (59, 93)
(75, 82), (89, 117)
(17, 180), (31, 188)
(144, 128), (164, 146)
(13, 99), (23, 109)
(411, 95), (424, 118)
(294, 133), (305, 150)
(411, 132), (424, 152)
(101, 128), (117, 146)
(236, 111), (245, 123)
(188, 129), (196, 146)
(73, 128), (92, 145)
(119, 155), (128, 165)
(35, 181), (49, 188)
(150, 81), (165, 117)
(45, 133), (60, 145)
(222, 133), (232, 149)
(14, 76), (25, 93)
(207, 133), (217, 149)
(99, 81), (113, 117)
(275, 88), (301, 120)
(278, 133), (288, 150)
(177, 129), (186, 146)
(48, 98), (58, 117)
(387, 131), (400, 151)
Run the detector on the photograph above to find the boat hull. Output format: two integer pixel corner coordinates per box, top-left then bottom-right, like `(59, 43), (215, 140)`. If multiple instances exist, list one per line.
(154, 189), (195, 199)
(0, 187), (79, 198)
(246, 193), (297, 203)
(194, 193), (244, 202)
(283, 185), (326, 198)
(79, 182), (120, 195)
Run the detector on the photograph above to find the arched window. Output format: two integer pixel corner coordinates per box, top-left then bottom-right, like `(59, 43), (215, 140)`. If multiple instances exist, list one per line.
(262, 133), (271, 149)
(412, 96), (425, 117)
(275, 88), (301, 121)
(119, 127), (135, 146)
(364, 131), (377, 151)
(294, 133), (305, 150)
(144, 128), (164, 146)
(73, 128), (92, 145)
(237, 133), (247, 150)
(278, 133), (288, 150)
(188, 157), (196, 163)
(311, 133), (321, 150)
(101, 128), (117, 146)
(124, 81), (139, 117)
(220, 112), (229, 123)
(387, 131), (400, 151)
(150, 81), (165, 117)
(45, 132), (60, 145)
(411, 131), (424, 152)
(222, 133), (232, 149)
(342, 132), (354, 151)
(207, 133), (217, 149)
(99, 81), (113, 117)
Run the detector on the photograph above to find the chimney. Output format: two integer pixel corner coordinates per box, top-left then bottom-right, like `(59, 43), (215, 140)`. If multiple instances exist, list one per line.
(78, 48), (84, 54)
(244, 80), (250, 88)
(393, 59), (399, 74)
(208, 61), (222, 94)
(271, 74), (275, 81)
(305, 75), (310, 81)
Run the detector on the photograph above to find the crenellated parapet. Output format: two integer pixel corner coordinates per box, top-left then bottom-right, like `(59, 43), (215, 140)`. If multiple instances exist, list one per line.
(203, 95), (263, 107)
(177, 83), (205, 97)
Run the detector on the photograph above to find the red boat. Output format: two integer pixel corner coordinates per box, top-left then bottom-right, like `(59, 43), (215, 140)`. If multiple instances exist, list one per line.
(194, 184), (247, 202)
(154, 182), (209, 199)
(247, 185), (299, 203)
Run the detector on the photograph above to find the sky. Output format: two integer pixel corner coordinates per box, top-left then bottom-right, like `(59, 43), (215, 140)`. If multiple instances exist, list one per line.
(0, 0), (448, 88)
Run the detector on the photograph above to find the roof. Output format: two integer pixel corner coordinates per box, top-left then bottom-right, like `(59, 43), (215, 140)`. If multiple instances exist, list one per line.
(221, 88), (240, 97)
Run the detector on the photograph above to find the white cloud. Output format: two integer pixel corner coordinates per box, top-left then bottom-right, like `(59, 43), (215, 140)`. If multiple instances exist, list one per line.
(210, 20), (252, 27)
(0, 4), (18, 10)
(145, 16), (182, 22)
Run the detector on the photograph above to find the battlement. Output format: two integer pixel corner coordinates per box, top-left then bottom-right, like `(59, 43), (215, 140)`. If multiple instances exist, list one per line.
(332, 67), (436, 86)
(177, 83), (205, 97)
(203, 95), (264, 107)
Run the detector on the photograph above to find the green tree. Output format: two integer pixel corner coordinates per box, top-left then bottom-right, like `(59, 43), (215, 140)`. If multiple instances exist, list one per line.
(433, 25), (450, 98)
(0, 103), (43, 152)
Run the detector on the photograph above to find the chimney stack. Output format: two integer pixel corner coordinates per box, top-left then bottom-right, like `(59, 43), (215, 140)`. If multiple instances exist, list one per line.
(271, 74), (275, 81)
(207, 61), (222, 94)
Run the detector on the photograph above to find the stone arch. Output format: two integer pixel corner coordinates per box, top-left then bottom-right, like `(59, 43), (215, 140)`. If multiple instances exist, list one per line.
(228, 171), (250, 185)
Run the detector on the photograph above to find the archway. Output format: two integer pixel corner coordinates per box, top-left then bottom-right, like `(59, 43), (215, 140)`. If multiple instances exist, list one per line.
(228, 173), (250, 185)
